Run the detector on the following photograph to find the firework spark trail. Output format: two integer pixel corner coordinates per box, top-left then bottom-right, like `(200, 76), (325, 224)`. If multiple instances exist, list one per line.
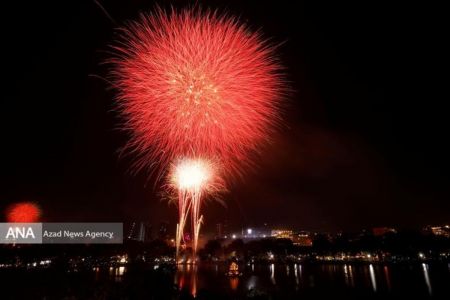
(175, 189), (192, 262)
(170, 157), (223, 262)
(112, 8), (285, 180)
(190, 188), (204, 261)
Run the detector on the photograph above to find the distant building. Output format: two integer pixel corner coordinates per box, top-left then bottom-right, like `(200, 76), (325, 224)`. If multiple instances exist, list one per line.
(127, 222), (136, 240)
(293, 233), (313, 247)
(270, 229), (313, 246)
(158, 222), (169, 240)
(228, 227), (270, 240)
(271, 229), (293, 240)
(216, 222), (229, 239)
(127, 222), (152, 242)
(428, 225), (450, 238)
(372, 227), (397, 236)
(216, 223), (223, 239)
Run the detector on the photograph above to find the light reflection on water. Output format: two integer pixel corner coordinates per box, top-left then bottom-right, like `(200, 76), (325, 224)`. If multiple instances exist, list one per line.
(294, 263), (300, 286)
(106, 266), (126, 282)
(343, 264), (350, 286)
(247, 275), (257, 290)
(384, 265), (391, 290)
(369, 264), (377, 292)
(229, 277), (239, 291)
(270, 263), (276, 285)
(298, 264), (303, 283)
(168, 262), (445, 298)
(191, 265), (198, 297)
(348, 265), (354, 287)
(422, 263), (432, 295)
(5, 261), (449, 298)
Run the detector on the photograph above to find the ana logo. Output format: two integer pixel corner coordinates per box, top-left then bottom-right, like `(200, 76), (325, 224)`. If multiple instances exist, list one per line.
(5, 227), (35, 239)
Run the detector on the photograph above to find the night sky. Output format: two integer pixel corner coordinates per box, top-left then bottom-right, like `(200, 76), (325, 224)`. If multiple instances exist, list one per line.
(0, 1), (447, 232)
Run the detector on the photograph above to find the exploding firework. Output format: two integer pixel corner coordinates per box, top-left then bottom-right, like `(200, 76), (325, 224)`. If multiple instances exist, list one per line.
(6, 202), (41, 223)
(112, 7), (286, 263)
(169, 157), (223, 262)
(112, 8), (285, 179)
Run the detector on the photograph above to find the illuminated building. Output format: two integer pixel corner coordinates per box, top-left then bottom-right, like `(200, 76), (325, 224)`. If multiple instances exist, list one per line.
(429, 225), (450, 238)
(271, 229), (293, 239)
(158, 222), (169, 240)
(228, 227), (270, 239)
(293, 233), (313, 247)
(127, 222), (152, 242)
(216, 222), (229, 239)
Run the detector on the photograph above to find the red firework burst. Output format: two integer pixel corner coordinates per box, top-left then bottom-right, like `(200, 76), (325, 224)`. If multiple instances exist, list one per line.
(6, 202), (41, 223)
(112, 8), (285, 178)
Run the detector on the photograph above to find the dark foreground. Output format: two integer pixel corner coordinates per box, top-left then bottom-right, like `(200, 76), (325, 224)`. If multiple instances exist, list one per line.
(1, 262), (449, 299)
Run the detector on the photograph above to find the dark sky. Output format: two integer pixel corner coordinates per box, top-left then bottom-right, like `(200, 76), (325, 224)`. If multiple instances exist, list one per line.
(0, 1), (447, 232)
